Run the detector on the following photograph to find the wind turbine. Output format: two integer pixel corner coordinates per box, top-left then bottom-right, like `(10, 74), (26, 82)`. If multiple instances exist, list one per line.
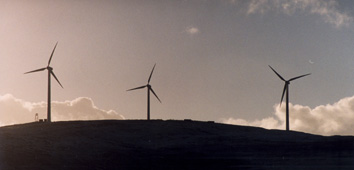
(24, 42), (63, 123)
(127, 64), (161, 120)
(269, 65), (310, 131)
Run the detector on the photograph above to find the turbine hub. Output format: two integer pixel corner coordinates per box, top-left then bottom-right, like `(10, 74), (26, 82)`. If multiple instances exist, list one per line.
(47, 66), (53, 71)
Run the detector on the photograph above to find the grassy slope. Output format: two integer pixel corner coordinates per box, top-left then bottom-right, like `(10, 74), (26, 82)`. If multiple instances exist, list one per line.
(0, 120), (353, 169)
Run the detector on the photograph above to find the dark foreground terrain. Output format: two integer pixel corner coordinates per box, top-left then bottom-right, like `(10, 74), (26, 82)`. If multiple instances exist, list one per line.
(0, 120), (353, 169)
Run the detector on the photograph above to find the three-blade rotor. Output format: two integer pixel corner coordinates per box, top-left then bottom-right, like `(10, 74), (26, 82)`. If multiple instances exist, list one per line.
(24, 42), (63, 88)
(269, 65), (310, 105)
(127, 64), (161, 103)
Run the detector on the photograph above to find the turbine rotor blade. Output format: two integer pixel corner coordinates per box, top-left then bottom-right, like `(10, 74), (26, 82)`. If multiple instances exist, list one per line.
(150, 87), (161, 103)
(24, 68), (46, 74)
(127, 85), (147, 91)
(50, 70), (64, 88)
(148, 63), (156, 84)
(289, 73), (311, 82)
(269, 65), (285, 81)
(48, 42), (58, 66)
(280, 83), (287, 107)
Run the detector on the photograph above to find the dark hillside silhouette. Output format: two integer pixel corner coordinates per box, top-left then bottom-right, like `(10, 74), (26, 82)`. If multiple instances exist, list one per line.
(0, 120), (353, 169)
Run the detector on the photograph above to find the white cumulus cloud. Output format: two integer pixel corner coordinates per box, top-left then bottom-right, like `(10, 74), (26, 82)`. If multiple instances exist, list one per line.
(223, 95), (354, 136)
(247, 0), (352, 28)
(185, 26), (200, 35)
(0, 94), (124, 126)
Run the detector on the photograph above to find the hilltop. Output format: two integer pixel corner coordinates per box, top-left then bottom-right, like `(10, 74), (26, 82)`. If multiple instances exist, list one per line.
(0, 120), (353, 169)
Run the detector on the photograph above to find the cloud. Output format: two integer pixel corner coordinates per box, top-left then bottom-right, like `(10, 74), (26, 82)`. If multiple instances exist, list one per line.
(223, 95), (354, 136)
(246, 0), (352, 28)
(185, 26), (200, 35)
(0, 94), (124, 126)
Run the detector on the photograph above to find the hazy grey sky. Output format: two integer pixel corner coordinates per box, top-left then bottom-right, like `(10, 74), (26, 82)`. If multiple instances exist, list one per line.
(2, 0), (354, 135)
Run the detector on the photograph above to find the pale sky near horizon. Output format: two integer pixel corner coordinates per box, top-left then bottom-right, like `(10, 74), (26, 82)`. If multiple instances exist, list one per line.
(2, 0), (354, 135)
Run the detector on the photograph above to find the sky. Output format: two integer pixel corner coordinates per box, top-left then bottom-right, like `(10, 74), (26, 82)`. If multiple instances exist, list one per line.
(1, 0), (354, 135)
